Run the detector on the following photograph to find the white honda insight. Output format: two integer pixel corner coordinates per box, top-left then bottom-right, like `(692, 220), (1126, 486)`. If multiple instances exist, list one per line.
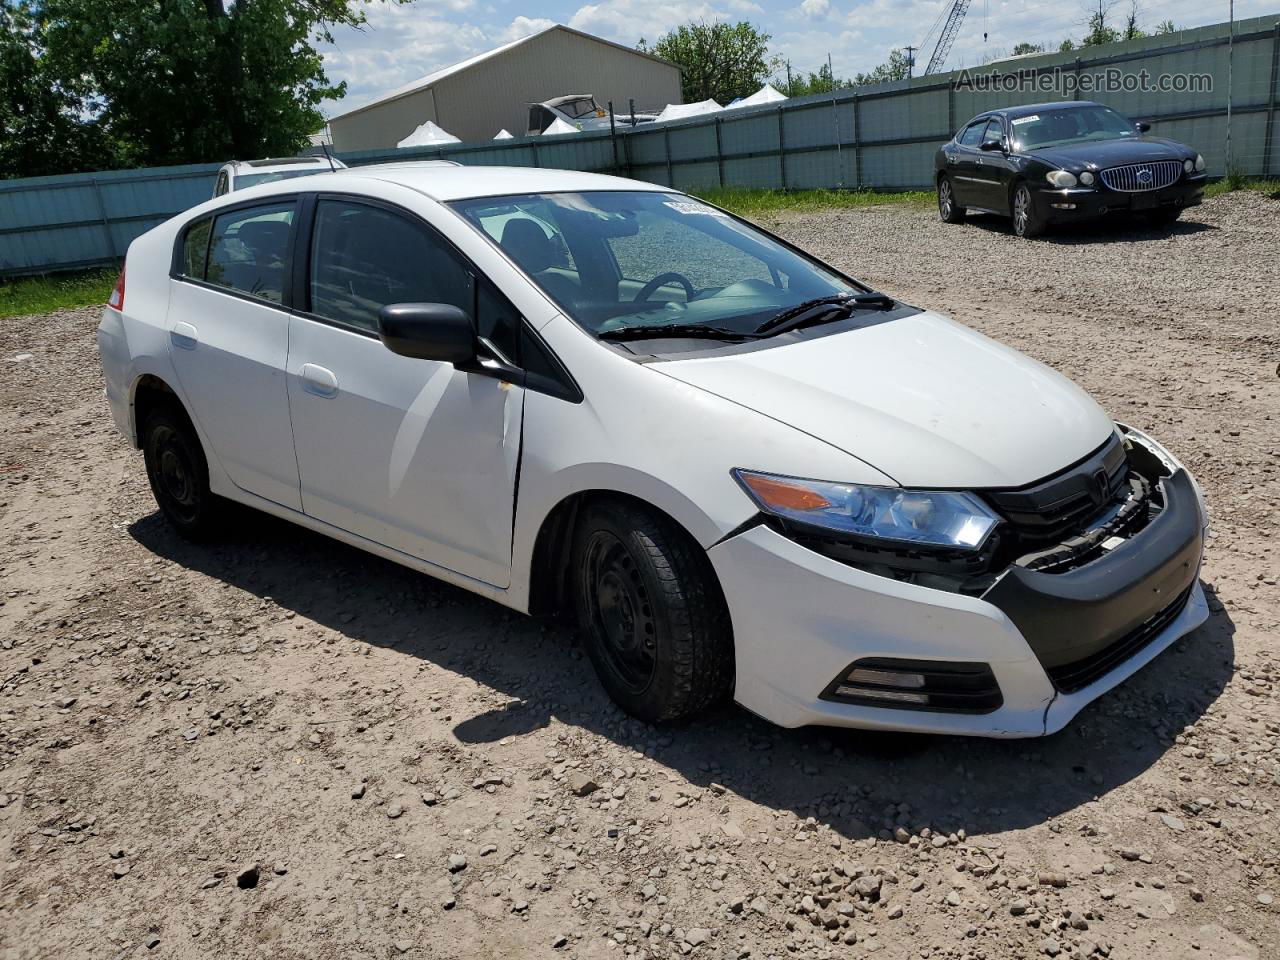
(97, 165), (1210, 737)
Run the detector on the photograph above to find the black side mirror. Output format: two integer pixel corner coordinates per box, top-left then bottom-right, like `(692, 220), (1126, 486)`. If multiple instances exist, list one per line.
(1136, 121), (1151, 133)
(979, 138), (1003, 152)
(378, 302), (476, 365)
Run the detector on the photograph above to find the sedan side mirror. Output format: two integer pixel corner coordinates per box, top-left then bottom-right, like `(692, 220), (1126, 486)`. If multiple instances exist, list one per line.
(378, 302), (476, 365)
(1135, 121), (1151, 133)
(979, 138), (1004, 152)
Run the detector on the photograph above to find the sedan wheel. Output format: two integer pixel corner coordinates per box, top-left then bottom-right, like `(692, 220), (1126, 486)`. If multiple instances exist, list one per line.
(142, 406), (225, 540)
(937, 176), (965, 224)
(1011, 184), (1045, 238)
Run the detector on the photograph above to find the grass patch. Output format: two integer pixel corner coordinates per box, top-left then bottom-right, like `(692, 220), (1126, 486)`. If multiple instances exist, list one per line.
(696, 187), (934, 218)
(1204, 176), (1278, 199)
(0, 268), (118, 320)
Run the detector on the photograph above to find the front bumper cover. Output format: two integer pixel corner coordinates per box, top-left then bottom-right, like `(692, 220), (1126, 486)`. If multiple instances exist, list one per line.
(710, 455), (1209, 737)
(1035, 176), (1205, 221)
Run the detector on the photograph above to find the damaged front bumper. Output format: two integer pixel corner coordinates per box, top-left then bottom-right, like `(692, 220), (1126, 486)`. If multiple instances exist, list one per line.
(708, 428), (1210, 737)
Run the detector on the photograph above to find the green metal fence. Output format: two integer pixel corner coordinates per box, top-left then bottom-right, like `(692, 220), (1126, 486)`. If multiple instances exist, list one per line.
(2, 14), (1276, 279)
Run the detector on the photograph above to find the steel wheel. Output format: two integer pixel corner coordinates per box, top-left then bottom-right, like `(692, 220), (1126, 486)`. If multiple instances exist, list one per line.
(150, 424), (200, 524)
(142, 405), (224, 540)
(580, 529), (658, 695)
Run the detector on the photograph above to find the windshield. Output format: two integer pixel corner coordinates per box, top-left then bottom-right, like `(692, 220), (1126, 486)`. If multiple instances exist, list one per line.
(559, 98), (600, 119)
(234, 168), (328, 190)
(1010, 105), (1138, 151)
(450, 191), (858, 337)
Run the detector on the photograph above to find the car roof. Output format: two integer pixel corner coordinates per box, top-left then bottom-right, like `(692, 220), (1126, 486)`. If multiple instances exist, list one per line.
(310, 164), (672, 202)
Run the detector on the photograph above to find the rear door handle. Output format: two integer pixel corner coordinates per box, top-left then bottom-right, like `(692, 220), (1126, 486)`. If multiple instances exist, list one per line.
(300, 363), (339, 398)
(170, 322), (198, 350)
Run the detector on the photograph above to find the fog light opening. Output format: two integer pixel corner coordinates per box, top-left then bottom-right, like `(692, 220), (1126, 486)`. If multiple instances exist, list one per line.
(1050, 202), (1077, 210)
(834, 685), (929, 705)
(844, 667), (926, 689)
(820, 657), (1003, 714)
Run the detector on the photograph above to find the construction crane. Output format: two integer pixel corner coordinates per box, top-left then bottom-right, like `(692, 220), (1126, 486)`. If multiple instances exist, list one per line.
(922, 0), (972, 75)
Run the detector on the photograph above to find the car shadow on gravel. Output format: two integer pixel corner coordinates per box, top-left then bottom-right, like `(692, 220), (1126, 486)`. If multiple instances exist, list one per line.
(961, 211), (1217, 244)
(129, 509), (1235, 843)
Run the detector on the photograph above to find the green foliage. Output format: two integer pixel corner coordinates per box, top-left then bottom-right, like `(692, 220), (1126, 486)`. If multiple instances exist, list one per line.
(0, 1), (116, 177)
(0, 267), (117, 318)
(852, 48), (912, 87)
(1011, 42), (1045, 56)
(779, 62), (851, 97)
(695, 187), (932, 218)
(639, 21), (777, 105)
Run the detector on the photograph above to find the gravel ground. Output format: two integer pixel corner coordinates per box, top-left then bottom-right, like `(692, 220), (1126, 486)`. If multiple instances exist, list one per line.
(1, 192), (1277, 960)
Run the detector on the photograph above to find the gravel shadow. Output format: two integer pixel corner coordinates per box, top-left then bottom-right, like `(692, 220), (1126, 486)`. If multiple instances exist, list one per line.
(129, 506), (1235, 843)
(960, 211), (1217, 244)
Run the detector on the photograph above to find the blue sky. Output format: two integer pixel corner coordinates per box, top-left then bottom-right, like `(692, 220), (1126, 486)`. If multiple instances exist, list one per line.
(319, 0), (1277, 117)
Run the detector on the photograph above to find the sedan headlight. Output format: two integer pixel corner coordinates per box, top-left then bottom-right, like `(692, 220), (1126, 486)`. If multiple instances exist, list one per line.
(1079, 171), (1095, 186)
(1194, 153), (1206, 172)
(733, 470), (1001, 550)
(1045, 169), (1077, 188)
(1183, 158), (1194, 173)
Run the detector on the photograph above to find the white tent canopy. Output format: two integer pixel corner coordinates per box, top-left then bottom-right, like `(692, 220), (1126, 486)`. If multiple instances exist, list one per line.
(493, 128), (514, 140)
(396, 120), (461, 148)
(732, 84), (787, 108)
(541, 117), (581, 135)
(655, 99), (722, 123)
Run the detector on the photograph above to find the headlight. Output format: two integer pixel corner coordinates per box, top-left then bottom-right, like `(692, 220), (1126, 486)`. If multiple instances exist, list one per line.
(1079, 171), (1095, 186)
(1045, 170), (1077, 188)
(733, 470), (1001, 550)
(1183, 158), (1194, 173)
(1194, 153), (1206, 172)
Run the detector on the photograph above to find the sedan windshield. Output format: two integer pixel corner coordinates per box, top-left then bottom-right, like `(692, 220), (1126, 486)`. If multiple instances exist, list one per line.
(450, 191), (859, 336)
(1010, 105), (1138, 151)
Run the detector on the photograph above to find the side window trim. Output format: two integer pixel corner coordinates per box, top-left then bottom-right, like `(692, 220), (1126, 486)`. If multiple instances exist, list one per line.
(291, 190), (582, 403)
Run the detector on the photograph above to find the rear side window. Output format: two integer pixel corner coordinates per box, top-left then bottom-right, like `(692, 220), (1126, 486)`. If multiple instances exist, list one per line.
(204, 202), (296, 303)
(182, 218), (212, 278)
(308, 199), (474, 333)
(958, 120), (987, 146)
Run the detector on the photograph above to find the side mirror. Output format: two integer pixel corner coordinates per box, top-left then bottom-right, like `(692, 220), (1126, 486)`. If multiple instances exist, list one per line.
(979, 138), (1004, 152)
(1135, 121), (1151, 133)
(378, 302), (476, 365)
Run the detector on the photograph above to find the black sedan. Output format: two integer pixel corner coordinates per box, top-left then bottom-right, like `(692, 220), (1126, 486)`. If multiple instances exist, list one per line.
(934, 101), (1206, 238)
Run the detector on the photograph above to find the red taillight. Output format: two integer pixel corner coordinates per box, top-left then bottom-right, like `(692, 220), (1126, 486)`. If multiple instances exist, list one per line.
(107, 266), (126, 311)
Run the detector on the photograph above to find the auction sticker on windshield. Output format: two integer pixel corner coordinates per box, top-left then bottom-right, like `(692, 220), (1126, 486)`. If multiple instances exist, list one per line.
(664, 200), (728, 216)
(1011, 115), (1039, 124)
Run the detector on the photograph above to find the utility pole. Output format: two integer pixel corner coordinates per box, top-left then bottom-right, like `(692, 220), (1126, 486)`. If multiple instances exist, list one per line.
(904, 45), (917, 79)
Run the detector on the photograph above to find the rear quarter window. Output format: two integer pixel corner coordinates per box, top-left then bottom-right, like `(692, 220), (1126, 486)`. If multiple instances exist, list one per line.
(182, 219), (212, 278)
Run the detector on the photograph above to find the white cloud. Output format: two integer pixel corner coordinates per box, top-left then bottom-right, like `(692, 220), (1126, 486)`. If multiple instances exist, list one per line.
(799, 0), (830, 18)
(498, 15), (557, 43)
(568, 0), (728, 45)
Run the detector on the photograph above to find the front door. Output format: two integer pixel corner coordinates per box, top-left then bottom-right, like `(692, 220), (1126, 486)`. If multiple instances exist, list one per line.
(285, 196), (524, 587)
(947, 118), (991, 206)
(166, 199), (302, 510)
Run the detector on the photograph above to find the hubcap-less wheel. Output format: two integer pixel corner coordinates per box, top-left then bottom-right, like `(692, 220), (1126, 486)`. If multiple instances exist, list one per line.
(1013, 185), (1031, 236)
(581, 531), (657, 694)
(151, 424), (200, 524)
(938, 179), (953, 220)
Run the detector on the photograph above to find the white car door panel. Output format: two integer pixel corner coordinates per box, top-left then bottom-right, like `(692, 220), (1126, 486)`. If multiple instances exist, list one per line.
(286, 319), (523, 587)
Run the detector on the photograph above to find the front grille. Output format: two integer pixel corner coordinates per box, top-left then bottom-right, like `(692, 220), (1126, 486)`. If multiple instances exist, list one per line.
(1100, 160), (1183, 192)
(1045, 586), (1193, 693)
(984, 436), (1129, 547)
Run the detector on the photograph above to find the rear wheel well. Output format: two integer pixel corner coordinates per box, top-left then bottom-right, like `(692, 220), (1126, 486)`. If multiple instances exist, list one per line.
(527, 491), (727, 623)
(131, 375), (187, 448)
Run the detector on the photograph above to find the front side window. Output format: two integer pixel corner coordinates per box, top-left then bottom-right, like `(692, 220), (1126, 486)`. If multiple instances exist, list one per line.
(981, 117), (1006, 147)
(203, 202), (295, 303)
(1010, 105), (1137, 151)
(451, 191), (857, 337)
(958, 120), (988, 147)
(309, 199), (474, 334)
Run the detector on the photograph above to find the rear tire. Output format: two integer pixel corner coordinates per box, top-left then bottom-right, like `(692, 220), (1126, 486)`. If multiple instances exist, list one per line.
(1011, 182), (1045, 238)
(572, 499), (734, 724)
(937, 175), (965, 224)
(141, 405), (225, 540)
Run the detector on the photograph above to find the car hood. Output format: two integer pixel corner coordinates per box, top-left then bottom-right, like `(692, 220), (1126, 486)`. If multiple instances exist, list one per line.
(1028, 136), (1191, 169)
(653, 312), (1115, 489)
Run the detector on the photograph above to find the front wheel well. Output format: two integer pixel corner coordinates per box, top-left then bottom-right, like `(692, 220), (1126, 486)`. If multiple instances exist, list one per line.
(526, 491), (728, 623)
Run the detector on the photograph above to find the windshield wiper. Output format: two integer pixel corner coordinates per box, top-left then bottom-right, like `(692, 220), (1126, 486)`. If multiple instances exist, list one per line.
(597, 323), (752, 342)
(752, 292), (896, 336)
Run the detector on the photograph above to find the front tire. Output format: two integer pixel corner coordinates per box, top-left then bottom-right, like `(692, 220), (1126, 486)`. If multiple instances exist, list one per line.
(937, 175), (965, 224)
(141, 405), (224, 540)
(1011, 183), (1045, 238)
(572, 499), (734, 723)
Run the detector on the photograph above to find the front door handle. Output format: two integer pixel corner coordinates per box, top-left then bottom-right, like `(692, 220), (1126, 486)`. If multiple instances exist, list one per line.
(170, 322), (198, 350)
(300, 363), (339, 398)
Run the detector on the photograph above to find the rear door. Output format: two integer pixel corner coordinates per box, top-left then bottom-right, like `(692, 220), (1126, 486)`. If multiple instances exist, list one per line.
(946, 118), (990, 206)
(285, 195), (525, 587)
(166, 199), (302, 510)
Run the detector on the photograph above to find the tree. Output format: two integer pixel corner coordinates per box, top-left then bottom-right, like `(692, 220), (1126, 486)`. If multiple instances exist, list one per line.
(779, 61), (852, 97)
(852, 48), (911, 87)
(1011, 41), (1045, 56)
(638, 21), (777, 105)
(0, 1), (114, 177)
(39, 0), (380, 168)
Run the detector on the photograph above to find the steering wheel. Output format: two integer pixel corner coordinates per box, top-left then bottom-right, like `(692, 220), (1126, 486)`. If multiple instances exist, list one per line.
(634, 271), (696, 304)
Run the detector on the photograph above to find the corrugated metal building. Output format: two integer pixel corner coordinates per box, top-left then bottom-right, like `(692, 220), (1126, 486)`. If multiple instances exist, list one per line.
(328, 25), (682, 150)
